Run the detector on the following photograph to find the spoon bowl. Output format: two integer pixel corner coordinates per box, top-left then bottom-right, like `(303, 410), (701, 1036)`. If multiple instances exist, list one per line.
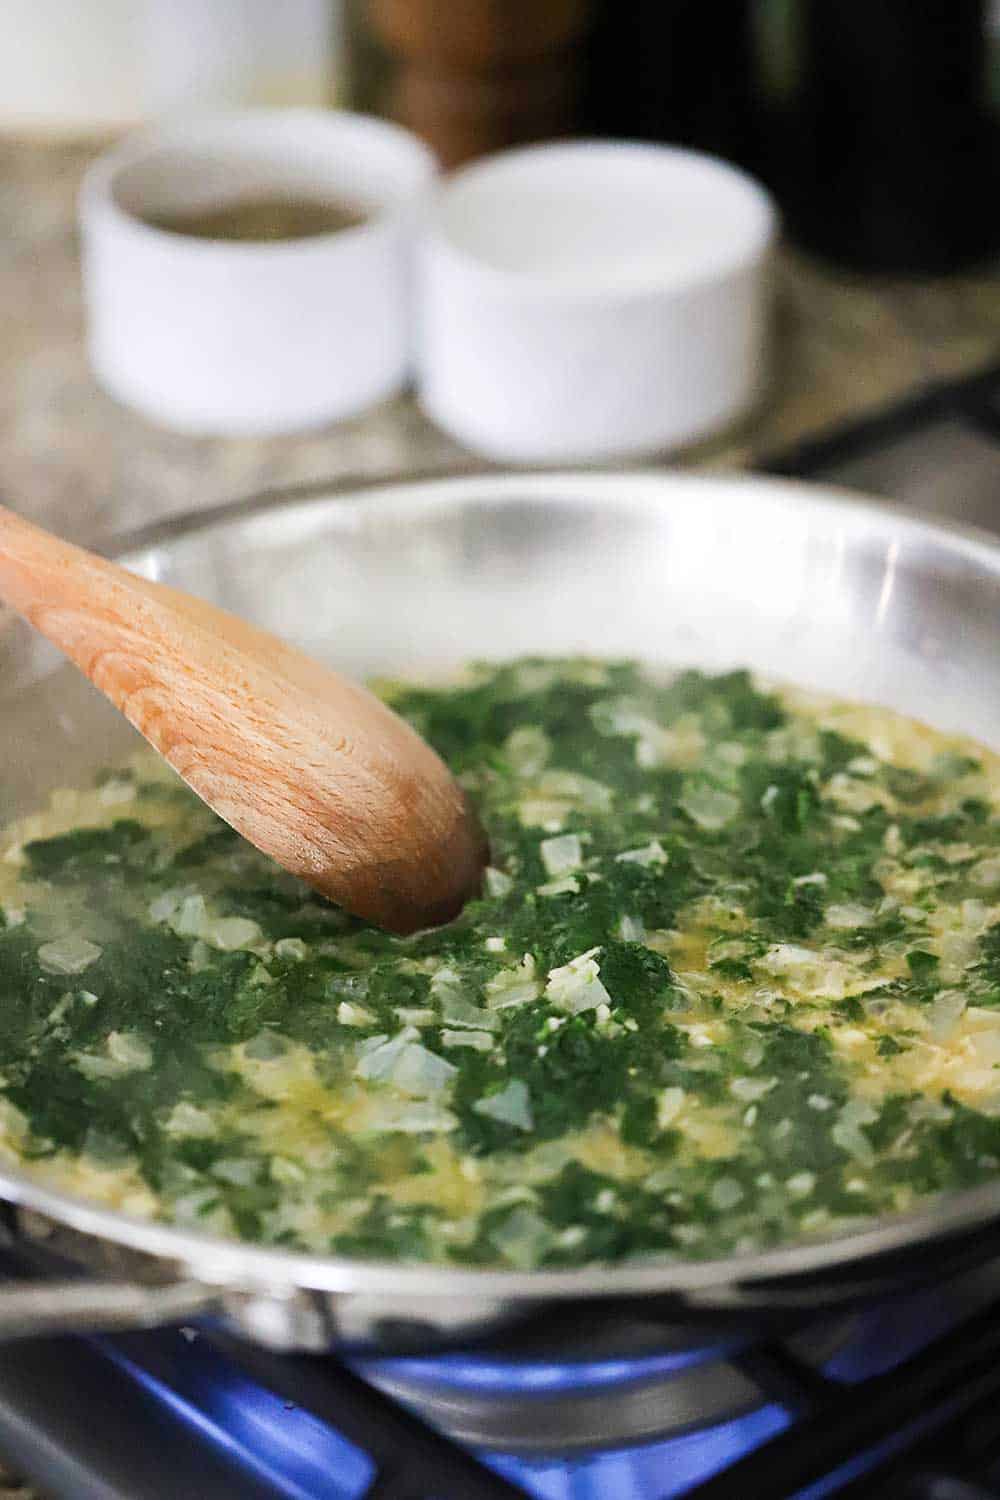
(0, 505), (486, 933)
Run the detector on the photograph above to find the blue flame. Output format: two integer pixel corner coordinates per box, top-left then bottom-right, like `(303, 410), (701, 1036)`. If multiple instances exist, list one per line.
(364, 1343), (727, 1393)
(486, 1404), (790, 1499)
(99, 1337), (375, 1500)
(96, 1330), (790, 1500)
(85, 1280), (960, 1500)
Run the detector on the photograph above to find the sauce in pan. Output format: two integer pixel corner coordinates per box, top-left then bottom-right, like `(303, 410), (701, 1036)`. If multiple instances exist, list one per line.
(3, 659), (1000, 1269)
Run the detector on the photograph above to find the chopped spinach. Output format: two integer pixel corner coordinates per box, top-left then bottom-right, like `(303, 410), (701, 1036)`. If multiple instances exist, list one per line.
(1, 657), (998, 1268)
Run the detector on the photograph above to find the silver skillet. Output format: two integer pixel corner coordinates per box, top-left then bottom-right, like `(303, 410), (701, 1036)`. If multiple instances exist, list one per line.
(2, 467), (1000, 1355)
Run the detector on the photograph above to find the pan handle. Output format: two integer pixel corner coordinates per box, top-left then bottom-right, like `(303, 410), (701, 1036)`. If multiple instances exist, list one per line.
(0, 1277), (220, 1341)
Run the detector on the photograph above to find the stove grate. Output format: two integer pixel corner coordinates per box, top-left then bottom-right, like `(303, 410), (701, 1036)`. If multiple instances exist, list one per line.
(205, 1331), (530, 1500)
(8, 360), (1000, 1496)
(681, 1282), (1000, 1498)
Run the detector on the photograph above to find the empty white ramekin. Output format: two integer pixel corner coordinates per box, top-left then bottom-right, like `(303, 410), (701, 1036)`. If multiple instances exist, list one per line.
(417, 141), (777, 463)
(80, 110), (437, 435)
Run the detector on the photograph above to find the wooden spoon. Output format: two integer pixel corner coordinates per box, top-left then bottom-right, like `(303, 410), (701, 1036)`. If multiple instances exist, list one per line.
(0, 506), (487, 934)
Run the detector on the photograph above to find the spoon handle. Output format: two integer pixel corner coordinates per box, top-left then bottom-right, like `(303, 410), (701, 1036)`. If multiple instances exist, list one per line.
(0, 506), (485, 933)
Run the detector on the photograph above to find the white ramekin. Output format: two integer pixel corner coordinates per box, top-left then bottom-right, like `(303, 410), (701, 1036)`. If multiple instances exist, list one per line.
(416, 141), (777, 463)
(80, 110), (438, 436)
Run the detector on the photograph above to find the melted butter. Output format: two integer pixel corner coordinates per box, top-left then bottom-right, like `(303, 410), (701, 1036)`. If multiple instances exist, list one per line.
(5, 665), (1000, 1267)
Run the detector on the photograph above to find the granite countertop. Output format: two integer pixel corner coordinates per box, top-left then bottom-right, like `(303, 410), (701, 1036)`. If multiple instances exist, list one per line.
(3, 137), (1000, 1499)
(4, 139), (1000, 545)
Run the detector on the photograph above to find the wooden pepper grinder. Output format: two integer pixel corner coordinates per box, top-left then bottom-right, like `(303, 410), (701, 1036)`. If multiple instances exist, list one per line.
(352, 0), (592, 168)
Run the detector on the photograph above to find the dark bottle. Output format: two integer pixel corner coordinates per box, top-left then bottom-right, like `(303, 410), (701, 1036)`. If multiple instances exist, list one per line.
(582, 0), (1000, 274)
(756, 0), (1000, 273)
(583, 1), (757, 165)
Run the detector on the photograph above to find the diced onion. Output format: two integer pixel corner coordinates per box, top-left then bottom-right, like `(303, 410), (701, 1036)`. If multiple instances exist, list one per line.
(108, 1031), (153, 1069)
(486, 955), (541, 1011)
(474, 1079), (534, 1130)
(37, 936), (102, 975)
(928, 989), (967, 1042)
(710, 1177), (744, 1210)
(274, 938), (308, 961)
(679, 783), (739, 831)
(338, 1001), (376, 1027)
(441, 1029), (494, 1052)
(485, 867), (514, 898)
(76, 1029), (152, 1079)
(540, 834), (583, 876)
(441, 992), (499, 1032)
(355, 1030), (457, 1097)
(504, 726), (551, 777)
(164, 1102), (216, 1139)
(825, 903), (874, 930)
(615, 840), (668, 867)
(98, 778), (136, 806)
(394, 1007), (435, 1027)
(164, 893), (261, 951)
(489, 1206), (552, 1269)
(657, 1086), (685, 1128)
(618, 914), (646, 942)
(832, 1099), (877, 1165)
(213, 1158), (258, 1187)
(545, 948), (612, 1015)
(172, 894), (208, 937)
(729, 1076), (776, 1103)
(206, 917), (262, 952)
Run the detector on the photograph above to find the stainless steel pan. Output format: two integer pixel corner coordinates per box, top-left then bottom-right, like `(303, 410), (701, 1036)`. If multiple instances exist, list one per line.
(3, 468), (1000, 1355)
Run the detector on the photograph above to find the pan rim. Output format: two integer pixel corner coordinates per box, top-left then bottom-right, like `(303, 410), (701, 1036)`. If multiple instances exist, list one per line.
(5, 464), (1000, 1303)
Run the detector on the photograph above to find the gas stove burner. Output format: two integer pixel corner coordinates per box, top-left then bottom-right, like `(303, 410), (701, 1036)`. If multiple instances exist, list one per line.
(0, 1269), (993, 1500)
(7, 361), (1000, 1497)
(361, 1321), (855, 1453)
(175, 1267), (1000, 1498)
